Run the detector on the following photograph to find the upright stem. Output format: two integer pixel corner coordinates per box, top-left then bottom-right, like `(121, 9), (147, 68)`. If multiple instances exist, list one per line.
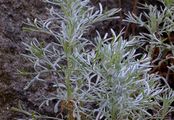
(64, 44), (75, 120)
(63, 40), (74, 99)
(65, 54), (73, 99)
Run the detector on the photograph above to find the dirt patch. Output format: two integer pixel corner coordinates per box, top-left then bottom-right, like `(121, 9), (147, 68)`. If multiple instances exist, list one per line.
(0, 0), (49, 119)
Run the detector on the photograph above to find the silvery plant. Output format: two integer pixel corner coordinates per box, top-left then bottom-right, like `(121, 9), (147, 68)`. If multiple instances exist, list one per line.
(125, 0), (174, 119)
(20, 0), (174, 119)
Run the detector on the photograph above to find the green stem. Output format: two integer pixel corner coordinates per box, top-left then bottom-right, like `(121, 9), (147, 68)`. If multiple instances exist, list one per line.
(65, 56), (73, 99)
(63, 41), (73, 99)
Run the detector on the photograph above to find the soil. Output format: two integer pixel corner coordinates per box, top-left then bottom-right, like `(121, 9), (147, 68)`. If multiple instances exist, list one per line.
(0, 0), (54, 119)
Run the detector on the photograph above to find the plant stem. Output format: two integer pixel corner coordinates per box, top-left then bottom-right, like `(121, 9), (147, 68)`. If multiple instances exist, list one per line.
(65, 55), (73, 99)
